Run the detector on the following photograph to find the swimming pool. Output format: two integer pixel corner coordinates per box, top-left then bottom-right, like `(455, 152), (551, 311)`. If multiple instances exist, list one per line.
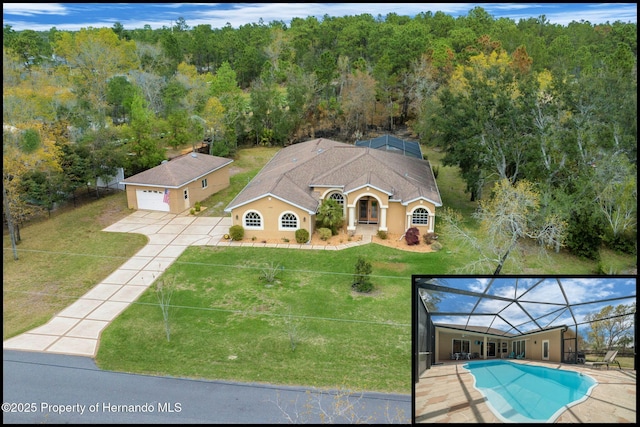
(463, 360), (598, 423)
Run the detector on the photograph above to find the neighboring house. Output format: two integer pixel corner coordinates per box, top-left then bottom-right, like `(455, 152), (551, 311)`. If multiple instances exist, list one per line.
(355, 134), (423, 159)
(224, 138), (441, 241)
(97, 167), (125, 190)
(433, 323), (576, 363)
(121, 152), (233, 214)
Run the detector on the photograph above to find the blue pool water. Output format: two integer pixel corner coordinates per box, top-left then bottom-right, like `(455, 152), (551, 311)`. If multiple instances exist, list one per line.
(463, 360), (597, 423)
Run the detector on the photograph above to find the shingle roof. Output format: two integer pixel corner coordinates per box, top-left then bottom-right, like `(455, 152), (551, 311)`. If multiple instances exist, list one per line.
(225, 138), (441, 213)
(121, 153), (233, 188)
(355, 134), (423, 159)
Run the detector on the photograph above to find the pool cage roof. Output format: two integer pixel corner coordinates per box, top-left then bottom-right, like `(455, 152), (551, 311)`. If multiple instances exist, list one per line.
(415, 276), (636, 338)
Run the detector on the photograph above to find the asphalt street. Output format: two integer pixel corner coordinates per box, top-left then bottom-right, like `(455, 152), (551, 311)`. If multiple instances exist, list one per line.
(3, 350), (411, 424)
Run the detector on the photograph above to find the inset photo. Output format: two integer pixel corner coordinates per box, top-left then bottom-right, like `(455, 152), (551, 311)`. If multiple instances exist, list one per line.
(412, 275), (636, 423)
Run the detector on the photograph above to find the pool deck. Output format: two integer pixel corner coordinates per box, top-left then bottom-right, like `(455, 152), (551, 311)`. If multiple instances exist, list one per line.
(415, 359), (636, 423)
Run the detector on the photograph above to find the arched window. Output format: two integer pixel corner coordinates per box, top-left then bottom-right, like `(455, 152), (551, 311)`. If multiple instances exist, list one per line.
(328, 192), (345, 206)
(244, 211), (262, 228)
(412, 207), (429, 225)
(280, 212), (298, 229)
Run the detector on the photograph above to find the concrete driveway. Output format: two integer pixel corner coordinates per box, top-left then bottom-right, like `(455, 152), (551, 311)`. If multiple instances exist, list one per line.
(3, 210), (231, 357)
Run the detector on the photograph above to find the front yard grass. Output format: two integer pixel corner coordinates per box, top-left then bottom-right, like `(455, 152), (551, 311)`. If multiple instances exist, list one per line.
(96, 244), (455, 394)
(2, 193), (147, 340)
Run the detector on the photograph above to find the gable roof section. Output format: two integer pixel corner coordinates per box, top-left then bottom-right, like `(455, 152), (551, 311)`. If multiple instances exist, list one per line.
(355, 134), (423, 159)
(225, 138), (441, 213)
(121, 153), (233, 188)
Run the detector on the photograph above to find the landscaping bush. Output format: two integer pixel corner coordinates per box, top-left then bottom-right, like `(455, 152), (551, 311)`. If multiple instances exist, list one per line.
(316, 198), (344, 235)
(229, 224), (244, 241)
(352, 256), (373, 293)
(431, 241), (443, 251)
(376, 230), (388, 240)
(318, 228), (332, 241)
(295, 228), (310, 243)
(194, 201), (201, 212)
(405, 227), (420, 245)
(423, 232), (438, 244)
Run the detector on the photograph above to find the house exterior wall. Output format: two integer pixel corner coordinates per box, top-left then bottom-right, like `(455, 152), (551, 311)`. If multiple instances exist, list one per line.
(385, 202), (408, 235)
(184, 167), (230, 209)
(230, 197), (312, 242)
(514, 329), (566, 362)
(435, 327), (569, 363)
(435, 330), (511, 362)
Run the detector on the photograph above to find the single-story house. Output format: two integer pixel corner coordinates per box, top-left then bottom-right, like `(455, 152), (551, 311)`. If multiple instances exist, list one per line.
(355, 134), (423, 159)
(224, 138), (441, 241)
(433, 323), (577, 363)
(121, 152), (233, 214)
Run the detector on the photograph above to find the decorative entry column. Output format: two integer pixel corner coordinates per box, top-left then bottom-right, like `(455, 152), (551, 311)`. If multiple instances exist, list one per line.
(380, 206), (388, 231)
(347, 205), (356, 231)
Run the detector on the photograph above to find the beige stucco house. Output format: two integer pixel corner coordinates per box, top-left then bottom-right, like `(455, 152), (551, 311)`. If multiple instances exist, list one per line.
(434, 323), (577, 364)
(121, 152), (233, 214)
(224, 138), (441, 241)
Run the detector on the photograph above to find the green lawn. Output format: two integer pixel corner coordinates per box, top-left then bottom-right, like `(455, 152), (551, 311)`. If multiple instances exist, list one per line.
(2, 193), (148, 340)
(96, 244), (458, 394)
(585, 355), (635, 370)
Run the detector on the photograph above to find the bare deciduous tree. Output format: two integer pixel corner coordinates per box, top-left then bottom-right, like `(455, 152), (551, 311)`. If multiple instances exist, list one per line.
(439, 179), (566, 275)
(154, 273), (175, 342)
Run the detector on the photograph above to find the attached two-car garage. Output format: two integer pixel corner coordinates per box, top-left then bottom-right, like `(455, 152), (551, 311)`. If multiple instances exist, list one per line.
(135, 189), (170, 212)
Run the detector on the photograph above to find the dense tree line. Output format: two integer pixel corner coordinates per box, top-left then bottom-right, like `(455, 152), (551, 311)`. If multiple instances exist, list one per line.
(3, 7), (636, 261)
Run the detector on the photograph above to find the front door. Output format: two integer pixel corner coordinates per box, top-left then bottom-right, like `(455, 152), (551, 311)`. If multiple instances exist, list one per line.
(358, 198), (379, 224)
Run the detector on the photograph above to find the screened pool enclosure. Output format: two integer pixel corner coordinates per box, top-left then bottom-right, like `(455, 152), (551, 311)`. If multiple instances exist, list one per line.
(413, 276), (636, 382)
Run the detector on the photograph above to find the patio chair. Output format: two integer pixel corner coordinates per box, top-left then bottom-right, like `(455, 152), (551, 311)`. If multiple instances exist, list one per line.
(516, 352), (525, 359)
(507, 351), (515, 359)
(592, 350), (621, 370)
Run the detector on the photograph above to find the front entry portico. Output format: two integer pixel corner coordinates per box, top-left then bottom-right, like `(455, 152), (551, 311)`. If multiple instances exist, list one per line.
(347, 194), (388, 233)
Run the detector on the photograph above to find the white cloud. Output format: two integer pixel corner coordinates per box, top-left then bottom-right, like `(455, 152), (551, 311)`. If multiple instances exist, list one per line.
(2, 3), (69, 16)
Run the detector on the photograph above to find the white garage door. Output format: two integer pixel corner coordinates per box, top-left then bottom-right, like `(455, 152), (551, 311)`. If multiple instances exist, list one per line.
(136, 189), (170, 212)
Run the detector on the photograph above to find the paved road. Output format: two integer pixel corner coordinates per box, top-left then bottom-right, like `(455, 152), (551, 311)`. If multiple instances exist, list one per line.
(2, 350), (411, 424)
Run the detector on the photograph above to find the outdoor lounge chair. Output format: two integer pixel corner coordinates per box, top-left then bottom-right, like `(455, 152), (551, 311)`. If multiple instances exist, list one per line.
(592, 350), (621, 370)
(507, 351), (515, 359)
(516, 352), (525, 359)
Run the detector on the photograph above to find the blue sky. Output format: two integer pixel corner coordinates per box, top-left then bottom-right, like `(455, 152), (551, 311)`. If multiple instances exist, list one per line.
(418, 276), (636, 334)
(3, 3), (637, 32)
